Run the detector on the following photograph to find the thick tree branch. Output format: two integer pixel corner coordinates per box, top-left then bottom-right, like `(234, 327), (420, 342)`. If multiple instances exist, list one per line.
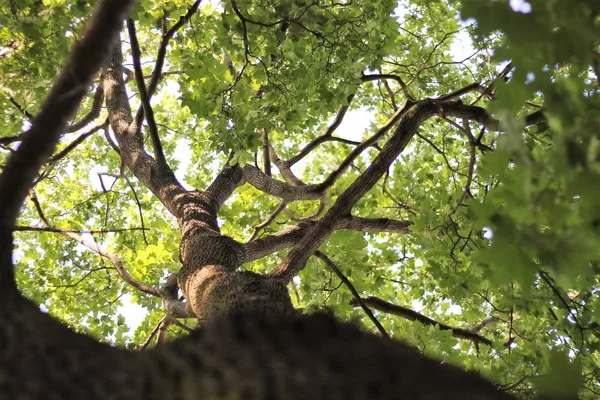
(103, 38), (186, 219)
(0, 0), (134, 289)
(134, 0), (202, 125)
(470, 317), (501, 333)
(260, 128), (271, 176)
(355, 296), (493, 346)
(205, 165), (246, 209)
(440, 102), (545, 132)
(243, 223), (312, 263)
(267, 143), (305, 185)
(243, 216), (411, 263)
(434, 82), (487, 102)
(339, 215), (412, 233)
(261, 94), (546, 282)
(315, 251), (389, 338)
(127, 18), (168, 167)
(208, 164), (322, 210)
(160, 273), (195, 318)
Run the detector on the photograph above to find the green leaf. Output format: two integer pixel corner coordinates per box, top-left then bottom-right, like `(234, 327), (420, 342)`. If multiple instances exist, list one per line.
(535, 349), (583, 398)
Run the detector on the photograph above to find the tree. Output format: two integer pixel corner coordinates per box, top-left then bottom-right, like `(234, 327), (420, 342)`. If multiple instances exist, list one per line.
(0, 0), (598, 398)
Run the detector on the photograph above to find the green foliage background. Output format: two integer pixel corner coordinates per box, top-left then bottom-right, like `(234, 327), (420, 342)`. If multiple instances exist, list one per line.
(0, 0), (598, 397)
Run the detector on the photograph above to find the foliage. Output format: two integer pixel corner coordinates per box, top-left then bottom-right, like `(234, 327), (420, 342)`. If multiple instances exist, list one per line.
(0, 0), (598, 397)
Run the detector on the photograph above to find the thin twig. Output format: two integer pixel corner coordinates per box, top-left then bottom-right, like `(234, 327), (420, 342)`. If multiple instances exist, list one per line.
(448, 142), (476, 216)
(315, 251), (390, 339)
(248, 201), (288, 241)
(13, 226), (146, 234)
(288, 94), (355, 166)
(49, 119), (109, 163)
(141, 315), (167, 350)
(29, 192), (162, 298)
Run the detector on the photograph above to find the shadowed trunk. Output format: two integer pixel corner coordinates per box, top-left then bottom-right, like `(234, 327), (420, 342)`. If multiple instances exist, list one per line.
(103, 40), (297, 324)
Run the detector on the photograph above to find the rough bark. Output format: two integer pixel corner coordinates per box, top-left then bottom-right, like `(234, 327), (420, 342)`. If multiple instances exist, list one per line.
(1, 291), (513, 399)
(103, 38), (296, 325)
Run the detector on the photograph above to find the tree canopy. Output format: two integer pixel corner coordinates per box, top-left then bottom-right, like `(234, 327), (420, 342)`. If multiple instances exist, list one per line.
(0, 0), (598, 398)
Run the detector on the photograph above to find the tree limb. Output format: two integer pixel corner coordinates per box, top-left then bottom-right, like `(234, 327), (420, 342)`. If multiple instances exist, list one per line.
(470, 317), (500, 333)
(134, 0), (202, 126)
(103, 38), (186, 219)
(6, 95), (34, 120)
(260, 128), (271, 176)
(141, 315), (167, 350)
(434, 82), (487, 102)
(316, 101), (413, 192)
(13, 226), (146, 234)
(361, 73), (414, 101)
(270, 99), (437, 282)
(287, 94), (355, 166)
(66, 84), (105, 133)
(49, 119), (109, 163)
(440, 101), (545, 132)
(127, 18), (168, 167)
(339, 215), (412, 233)
(268, 95), (547, 282)
(315, 251), (390, 339)
(248, 201), (288, 241)
(267, 143), (305, 185)
(209, 164), (323, 209)
(243, 216), (411, 263)
(355, 296), (493, 346)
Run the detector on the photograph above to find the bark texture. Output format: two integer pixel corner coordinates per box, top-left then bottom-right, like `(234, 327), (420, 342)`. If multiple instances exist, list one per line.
(1, 290), (513, 399)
